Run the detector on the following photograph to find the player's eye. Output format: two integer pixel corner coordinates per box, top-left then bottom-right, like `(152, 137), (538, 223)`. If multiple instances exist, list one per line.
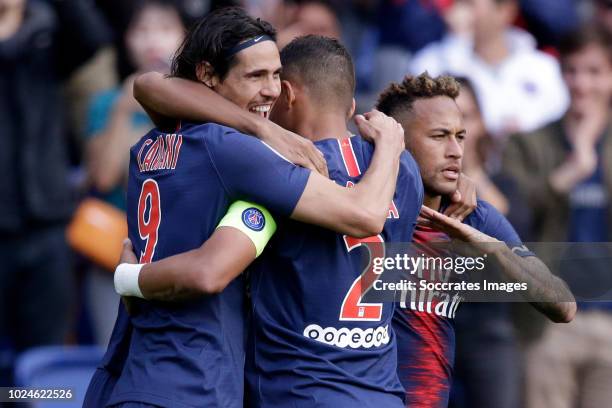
(247, 72), (264, 79)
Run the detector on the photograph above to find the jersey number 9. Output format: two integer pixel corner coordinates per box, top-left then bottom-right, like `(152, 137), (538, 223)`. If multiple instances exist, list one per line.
(138, 179), (161, 263)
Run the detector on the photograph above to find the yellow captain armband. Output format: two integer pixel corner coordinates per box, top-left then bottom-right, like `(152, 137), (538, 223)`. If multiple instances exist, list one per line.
(216, 201), (276, 257)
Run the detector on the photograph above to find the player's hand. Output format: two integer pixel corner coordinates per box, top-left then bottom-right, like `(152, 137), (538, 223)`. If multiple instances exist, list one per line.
(444, 173), (477, 221)
(118, 239), (139, 316)
(419, 205), (499, 255)
(420, 205), (479, 240)
(260, 121), (329, 177)
(355, 110), (405, 155)
(119, 238), (138, 264)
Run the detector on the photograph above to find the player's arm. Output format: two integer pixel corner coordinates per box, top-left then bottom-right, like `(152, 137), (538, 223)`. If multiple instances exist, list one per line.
(133, 72), (328, 176)
(419, 205), (577, 323)
(121, 112), (405, 301)
(214, 110), (406, 238)
(115, 202), (275, 301)
(488, 251), (576, 323)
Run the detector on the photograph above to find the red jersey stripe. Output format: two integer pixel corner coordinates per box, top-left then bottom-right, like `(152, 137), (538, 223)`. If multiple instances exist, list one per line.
(338, 137), (361, 177)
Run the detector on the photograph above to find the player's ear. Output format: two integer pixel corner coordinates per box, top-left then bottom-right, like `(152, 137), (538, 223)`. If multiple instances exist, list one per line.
(196, 61), (219, 88)
(281, 80), (296, 109)
(347, 98), (356, 119)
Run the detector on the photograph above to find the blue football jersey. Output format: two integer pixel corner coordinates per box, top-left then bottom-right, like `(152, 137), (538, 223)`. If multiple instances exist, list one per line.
(393, 199), (534, 408)
(246, 136), (423, 407)
(99, 122), (310, 408)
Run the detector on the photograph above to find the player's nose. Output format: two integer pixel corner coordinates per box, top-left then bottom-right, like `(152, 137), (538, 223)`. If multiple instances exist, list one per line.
(260, 75), (281, 99)
(446, 136), (463, 159)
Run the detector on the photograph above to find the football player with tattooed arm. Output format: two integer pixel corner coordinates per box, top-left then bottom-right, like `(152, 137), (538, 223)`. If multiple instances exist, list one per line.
(374, 73), (576, 408)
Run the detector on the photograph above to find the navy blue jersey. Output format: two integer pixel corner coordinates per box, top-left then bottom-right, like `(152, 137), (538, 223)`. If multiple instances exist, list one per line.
(246, 136), (423, 407)
(394, 199), (533, 408)
(98, 122), (310, 408)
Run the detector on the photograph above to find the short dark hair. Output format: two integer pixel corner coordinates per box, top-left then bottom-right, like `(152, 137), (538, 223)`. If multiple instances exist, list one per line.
(376, 72), (460, 117)
(559, 25), (612, 63)
(280, 35), (355, 113)
(171, 7), (276, 81)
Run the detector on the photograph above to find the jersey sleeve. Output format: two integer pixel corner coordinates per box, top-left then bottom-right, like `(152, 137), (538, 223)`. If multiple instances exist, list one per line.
(204, 126), (311, 217)
(466, 200), (535, 257)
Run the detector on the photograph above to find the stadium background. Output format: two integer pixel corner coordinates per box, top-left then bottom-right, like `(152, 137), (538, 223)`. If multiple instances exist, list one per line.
(0, 0), (610, 407)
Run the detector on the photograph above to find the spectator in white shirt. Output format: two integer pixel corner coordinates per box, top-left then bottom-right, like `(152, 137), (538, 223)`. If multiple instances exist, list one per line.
(410, 0), (569, 138)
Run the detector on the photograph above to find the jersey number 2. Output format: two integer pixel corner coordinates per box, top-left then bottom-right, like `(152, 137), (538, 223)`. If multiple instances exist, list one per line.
(339, 234), (385, 321)
(138, 179), (161, 263)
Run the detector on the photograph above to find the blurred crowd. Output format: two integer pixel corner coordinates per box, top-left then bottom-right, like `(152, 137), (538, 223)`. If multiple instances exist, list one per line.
(1, 0), (612, 407)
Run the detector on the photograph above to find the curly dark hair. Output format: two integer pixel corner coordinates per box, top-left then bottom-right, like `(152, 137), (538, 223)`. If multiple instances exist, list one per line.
(171, 7), (276, 81)
(376, 72), (461, 117)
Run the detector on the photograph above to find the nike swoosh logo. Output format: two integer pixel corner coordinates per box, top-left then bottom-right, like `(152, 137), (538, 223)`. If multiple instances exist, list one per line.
(253, 36), (264, 42)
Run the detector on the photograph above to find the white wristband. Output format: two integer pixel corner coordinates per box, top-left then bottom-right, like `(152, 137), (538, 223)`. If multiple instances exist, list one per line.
(114, 263), (145, 298)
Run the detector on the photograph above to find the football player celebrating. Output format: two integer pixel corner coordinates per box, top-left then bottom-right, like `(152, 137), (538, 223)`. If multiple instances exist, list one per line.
(376, 73), (577, 408)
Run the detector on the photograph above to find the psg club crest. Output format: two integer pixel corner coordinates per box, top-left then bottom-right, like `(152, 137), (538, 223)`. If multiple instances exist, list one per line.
(242, 208), (265, 231)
